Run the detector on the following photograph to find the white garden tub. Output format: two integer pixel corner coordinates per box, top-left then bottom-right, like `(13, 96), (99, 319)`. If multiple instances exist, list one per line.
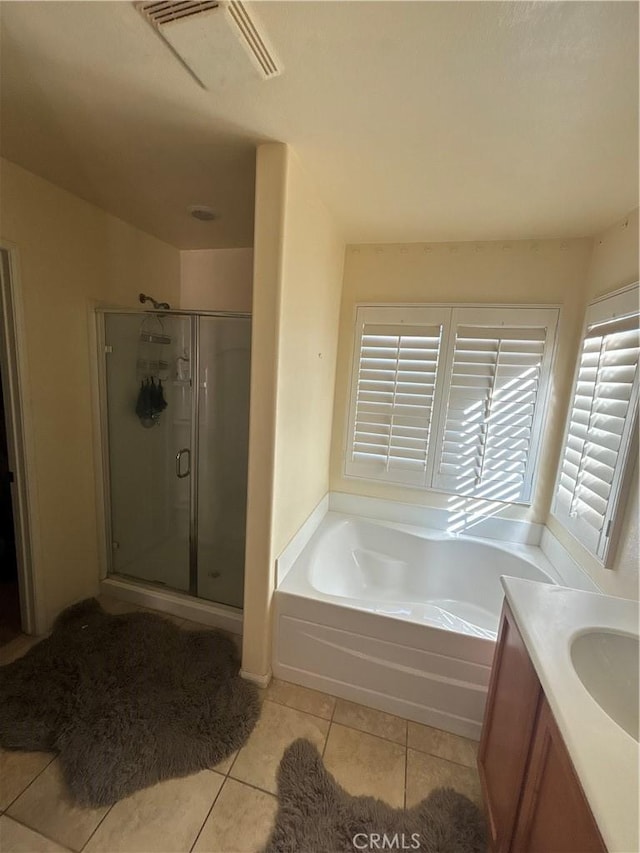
(273, 512), (563, 739)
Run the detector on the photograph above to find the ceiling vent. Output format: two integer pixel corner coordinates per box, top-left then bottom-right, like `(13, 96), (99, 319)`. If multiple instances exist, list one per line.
(136, 1), (282, 86)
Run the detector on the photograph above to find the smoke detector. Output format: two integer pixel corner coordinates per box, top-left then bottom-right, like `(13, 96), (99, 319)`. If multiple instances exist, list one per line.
(188, 204), (217, 221)
(136, 1), (282, 87)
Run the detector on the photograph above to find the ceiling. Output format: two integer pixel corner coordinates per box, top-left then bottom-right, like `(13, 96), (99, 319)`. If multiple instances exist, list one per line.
(0, 1), (637, 249)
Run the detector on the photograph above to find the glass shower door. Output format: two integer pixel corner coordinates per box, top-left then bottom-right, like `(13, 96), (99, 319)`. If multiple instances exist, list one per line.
(104, 312), (193, 593)
(196, 316), (251, 608)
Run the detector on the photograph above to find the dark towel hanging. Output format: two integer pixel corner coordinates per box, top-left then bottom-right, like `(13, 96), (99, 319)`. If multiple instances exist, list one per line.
(149, 378), (167, 414)
(136, 377), (168, 426)
(135, 379), (152, 421)
(157, 379), (168, 413)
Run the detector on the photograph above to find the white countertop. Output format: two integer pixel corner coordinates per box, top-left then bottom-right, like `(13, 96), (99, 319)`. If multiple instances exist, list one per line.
(501, 577), (639, 853)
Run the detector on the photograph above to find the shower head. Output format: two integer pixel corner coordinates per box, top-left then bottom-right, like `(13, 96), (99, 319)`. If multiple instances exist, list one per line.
(139, 293), (171, 311)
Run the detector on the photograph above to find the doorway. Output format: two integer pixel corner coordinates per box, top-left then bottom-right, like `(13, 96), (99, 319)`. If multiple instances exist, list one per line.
(0, 368), (20, 644)
(99, 310), (251, 610)
(0, 245), (36, 642)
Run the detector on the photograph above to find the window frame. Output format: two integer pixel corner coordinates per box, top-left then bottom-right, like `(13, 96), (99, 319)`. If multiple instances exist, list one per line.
(344, 302), (560, 506)
(551, 284), (639, 566)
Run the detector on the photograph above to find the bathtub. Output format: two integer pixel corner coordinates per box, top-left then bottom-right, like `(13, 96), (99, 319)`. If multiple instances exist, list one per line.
(273, 512), (564, 739)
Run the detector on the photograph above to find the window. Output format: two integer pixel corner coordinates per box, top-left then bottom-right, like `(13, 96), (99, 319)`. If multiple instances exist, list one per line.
(345, 304), (559, 504)
(553, 285), (639, 564)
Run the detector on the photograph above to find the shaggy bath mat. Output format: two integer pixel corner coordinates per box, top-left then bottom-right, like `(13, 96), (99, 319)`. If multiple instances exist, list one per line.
(0, 598), (260, 807)
(263, 739), (486, 853)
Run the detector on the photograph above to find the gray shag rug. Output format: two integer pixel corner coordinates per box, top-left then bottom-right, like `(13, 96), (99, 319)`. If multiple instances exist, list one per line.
(0, 598), (260, 807)
(263, 739), (486, 853)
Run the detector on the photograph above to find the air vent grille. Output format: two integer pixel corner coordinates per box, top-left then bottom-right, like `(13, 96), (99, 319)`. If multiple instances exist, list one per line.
(227, 1), (279, 78)
(137, 1), (219, 26)
(135, 0), (282, 84)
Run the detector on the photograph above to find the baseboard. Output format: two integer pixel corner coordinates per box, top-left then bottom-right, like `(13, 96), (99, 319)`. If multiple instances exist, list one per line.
(329, 491), (543, 545)
(276, 493), (329, 586)
(100, 577), (243, 634)
(240, 668), (272, 688)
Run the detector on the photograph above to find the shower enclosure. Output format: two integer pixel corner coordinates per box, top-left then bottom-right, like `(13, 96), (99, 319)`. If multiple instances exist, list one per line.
(98, 310), (251, 610)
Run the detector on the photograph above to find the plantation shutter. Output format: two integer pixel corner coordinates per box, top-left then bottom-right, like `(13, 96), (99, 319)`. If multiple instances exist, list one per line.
(345, 306), (449, 486)
(431, 307), (558, 503)
(554, 287), (639, 562)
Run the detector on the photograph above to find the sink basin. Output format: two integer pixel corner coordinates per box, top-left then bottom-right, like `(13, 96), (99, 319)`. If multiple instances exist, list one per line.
(571, 630), (639, 742)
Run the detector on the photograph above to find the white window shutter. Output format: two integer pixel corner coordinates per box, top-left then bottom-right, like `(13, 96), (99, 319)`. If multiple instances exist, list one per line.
(431, 307), (558, 503)
(345, 306), (450, 487)
(554, 287), (640, 563)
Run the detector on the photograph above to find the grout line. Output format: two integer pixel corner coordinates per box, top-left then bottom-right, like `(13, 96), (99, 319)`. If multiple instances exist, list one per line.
(404, 718), (409, 810)
(2, 812), (75, 852)
(223, 749), (239, 777)
(260, 697), (334, 726)
(226, 772), (278, 800)
(321, 693), (338, 759)
(328, 719), (407, 749)
(438, 753), (479, 771)
(321, 725), (331, 760)
(188, 776), (226, 853)
(404, 745), (409, 810)
(3, 752), (57, 814)
(406, 745), (479, 771)
(78, 803), (114, 853)
(263, 697), (409, 750)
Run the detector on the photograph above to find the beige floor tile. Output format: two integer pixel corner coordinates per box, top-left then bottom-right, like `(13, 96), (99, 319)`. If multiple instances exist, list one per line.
(7, 760), (109, 852)
(406, 748), (482, 808)
(0, 815), (71, 852)
(0, 635), (41, 666)
(407, 722), (478, 768)
(192, 778), (277, 853)
(323, 723), (405, 808)
(0, 749), (54, 811)
(265, 679), (335, 720)
(230, 700), (329, 794)
(333, 699), (406, 744)
(83, 770), (223, 853)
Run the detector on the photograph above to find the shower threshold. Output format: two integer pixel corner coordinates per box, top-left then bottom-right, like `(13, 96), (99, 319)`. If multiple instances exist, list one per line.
(99, 575), (243, 636)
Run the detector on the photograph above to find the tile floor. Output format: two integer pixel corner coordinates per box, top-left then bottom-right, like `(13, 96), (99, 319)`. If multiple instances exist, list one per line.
(0, 595), (482, 853)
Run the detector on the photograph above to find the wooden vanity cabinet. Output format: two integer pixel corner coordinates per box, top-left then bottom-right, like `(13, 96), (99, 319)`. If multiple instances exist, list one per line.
(477, 603), (542, 852)
(478, 603), (607, 853)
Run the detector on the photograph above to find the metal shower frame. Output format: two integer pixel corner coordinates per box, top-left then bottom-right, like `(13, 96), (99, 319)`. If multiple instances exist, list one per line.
(95, 307), (251, 600)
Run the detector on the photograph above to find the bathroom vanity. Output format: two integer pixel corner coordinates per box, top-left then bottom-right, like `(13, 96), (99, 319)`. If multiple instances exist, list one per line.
(478, 579), (639, 853)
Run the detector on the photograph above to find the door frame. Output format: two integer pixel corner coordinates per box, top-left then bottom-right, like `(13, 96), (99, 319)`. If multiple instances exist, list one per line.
(0, 243), (44, 634)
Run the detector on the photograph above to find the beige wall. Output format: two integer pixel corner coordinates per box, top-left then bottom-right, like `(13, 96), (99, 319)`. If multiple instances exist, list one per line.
(330, 238), (593, 525)
(180, 248), (253, 312)
(0, 157), (180, 629)
(242, 144), (344, 679)
(271, 152), (345, 557)
(242, 144), (287, 679)
(585, 208), (639, 299)
(548, 209), (640, 600)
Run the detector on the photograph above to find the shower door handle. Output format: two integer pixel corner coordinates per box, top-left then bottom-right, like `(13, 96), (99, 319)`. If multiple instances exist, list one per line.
(176, 448), (191, 479)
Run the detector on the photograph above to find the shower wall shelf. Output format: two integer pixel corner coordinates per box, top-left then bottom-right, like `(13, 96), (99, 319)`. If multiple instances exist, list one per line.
(139, 332), (171, 345)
